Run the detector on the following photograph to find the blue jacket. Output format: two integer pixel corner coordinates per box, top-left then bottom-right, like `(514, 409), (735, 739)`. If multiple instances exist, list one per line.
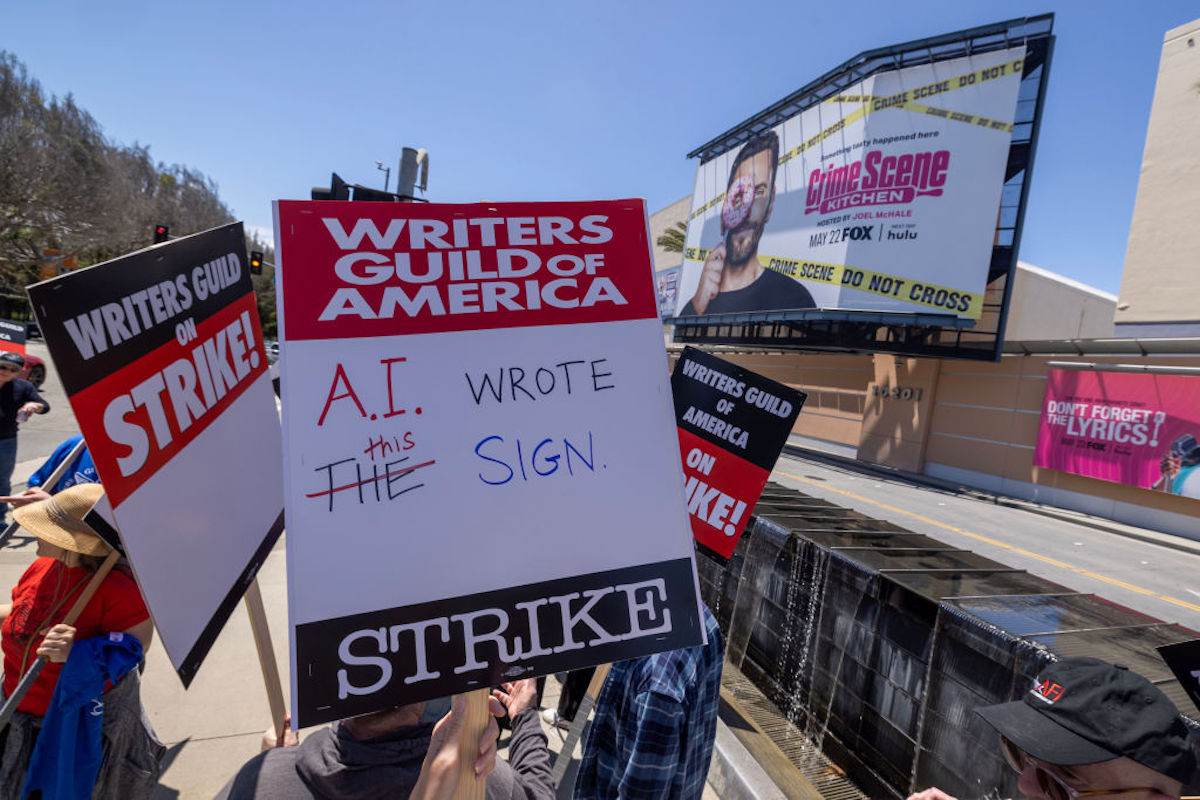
(27, 435), (97, 494)
(23, 633), (144, 800)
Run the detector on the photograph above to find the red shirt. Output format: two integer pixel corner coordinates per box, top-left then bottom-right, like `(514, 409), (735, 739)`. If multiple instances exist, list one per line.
(2, 557), (149, 716)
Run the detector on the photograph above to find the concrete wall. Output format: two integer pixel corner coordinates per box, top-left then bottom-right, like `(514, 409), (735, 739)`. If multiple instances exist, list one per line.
(1006, 263), (1116, 340)
(695, 350), (874, 449)
(918, 352), (1200, 539)
(1116, 18), (1200, 333)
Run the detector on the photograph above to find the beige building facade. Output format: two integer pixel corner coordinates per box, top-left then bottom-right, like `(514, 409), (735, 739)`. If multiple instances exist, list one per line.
(1116, 17), (1200, 336)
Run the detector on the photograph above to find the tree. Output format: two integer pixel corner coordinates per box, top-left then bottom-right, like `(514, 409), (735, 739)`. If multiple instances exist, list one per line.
(656, 221), (687, 254)
(0, 50), (236, 314)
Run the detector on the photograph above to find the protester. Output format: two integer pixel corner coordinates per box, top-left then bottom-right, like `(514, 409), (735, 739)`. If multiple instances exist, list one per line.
(573, 603), (723, 800)
(0, 351), (50, 519)
(217, 678), (554, 800)
(543, 667), (595, 730)
(0, 483), (160, 799)
(907, 657), (1196, 800)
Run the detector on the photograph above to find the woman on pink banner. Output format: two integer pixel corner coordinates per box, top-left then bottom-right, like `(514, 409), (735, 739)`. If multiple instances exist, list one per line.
(1152, 433), (1200, 498)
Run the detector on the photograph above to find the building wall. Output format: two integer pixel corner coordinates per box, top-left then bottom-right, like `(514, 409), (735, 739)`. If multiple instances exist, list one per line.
(917, 352), (1200, 539)
(697, 350), (874, 449)
(1116, 18), (1200, 334)
(1006, 263), (1116, 340)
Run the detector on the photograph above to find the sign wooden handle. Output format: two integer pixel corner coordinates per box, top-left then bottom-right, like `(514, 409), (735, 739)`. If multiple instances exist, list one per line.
(62, 549), (122, 625)
(244, 577), (288, 744)
(451, 689), (491, 800)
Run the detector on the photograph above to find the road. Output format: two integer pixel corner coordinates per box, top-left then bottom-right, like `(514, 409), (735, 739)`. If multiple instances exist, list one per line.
(769, 450), (1200, 630)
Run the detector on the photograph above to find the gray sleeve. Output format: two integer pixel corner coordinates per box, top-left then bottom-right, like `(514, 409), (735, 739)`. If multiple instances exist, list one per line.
(485, 707), (555, 800)
(214, 749), (315, 800)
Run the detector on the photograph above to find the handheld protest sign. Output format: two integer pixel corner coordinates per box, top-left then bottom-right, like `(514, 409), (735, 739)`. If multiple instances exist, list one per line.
(275, 199), (705, 727)
(27, 223), (284, 685)
(1158, 639), (1200, 715)
(671, 347), (805, 557)
(0, 318), (27, 356)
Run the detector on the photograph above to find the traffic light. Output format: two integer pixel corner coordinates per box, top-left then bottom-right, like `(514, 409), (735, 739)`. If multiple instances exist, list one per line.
(311, 173), (349, 201)
(351, 186), (396, 202)
(249, 251), (264, 276)
(154, 224), (169, 243)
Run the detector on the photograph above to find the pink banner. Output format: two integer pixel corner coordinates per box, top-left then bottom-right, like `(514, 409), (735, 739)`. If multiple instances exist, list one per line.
(1034, 369), (1200, 500)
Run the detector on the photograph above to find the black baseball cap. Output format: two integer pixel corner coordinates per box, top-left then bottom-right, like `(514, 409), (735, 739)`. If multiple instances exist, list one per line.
(976, 657), (1196, 783)
(0, 351), (24, 368)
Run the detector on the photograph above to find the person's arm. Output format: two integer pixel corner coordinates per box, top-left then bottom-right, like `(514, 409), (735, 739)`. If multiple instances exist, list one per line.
(411, 695), (504, 800)
(37, 617), (153, 663)
(18, 382), (49, 416)
(0, 488), (52, 508)
(0, 603), (10, 623)
(492, 680), (554, 800)
(907, 790), (959, 800)
(617, 691), (686, 799)
(125, 618), (154, 652)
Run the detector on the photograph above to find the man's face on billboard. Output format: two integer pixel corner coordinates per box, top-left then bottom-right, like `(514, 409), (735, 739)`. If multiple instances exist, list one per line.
(724, 150), (775, 268)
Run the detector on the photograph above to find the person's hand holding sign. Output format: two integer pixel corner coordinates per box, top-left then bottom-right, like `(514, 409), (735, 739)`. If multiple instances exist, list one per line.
(37, 623), (77, 663)
(411, 695), (504, 800)
(689, 241), (726, 316)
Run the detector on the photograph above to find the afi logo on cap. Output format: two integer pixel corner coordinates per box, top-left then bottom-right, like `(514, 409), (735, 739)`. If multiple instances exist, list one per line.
(1030, 678), (1065, 704)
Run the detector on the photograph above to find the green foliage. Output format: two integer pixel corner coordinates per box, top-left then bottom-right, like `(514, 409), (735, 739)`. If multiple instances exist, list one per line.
(656, 221), (687, 254)
(0, 51), (235, 307)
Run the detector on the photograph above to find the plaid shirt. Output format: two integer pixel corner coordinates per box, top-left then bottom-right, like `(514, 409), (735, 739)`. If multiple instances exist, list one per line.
(573, 605), (723, 800)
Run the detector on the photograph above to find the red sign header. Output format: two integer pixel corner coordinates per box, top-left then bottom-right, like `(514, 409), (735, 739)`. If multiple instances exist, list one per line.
(276, 199), (659, 340)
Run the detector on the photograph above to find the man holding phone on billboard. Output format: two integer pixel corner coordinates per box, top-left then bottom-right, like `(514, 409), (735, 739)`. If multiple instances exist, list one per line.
(682, 132), (815, 316)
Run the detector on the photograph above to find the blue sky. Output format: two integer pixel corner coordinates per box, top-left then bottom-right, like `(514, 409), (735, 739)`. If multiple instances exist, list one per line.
(2, 1), (1196, 295)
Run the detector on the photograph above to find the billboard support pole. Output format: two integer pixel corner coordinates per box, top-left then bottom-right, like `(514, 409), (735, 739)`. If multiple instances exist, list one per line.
(992, 34), (1056, 359)
(244, 577), (288, 746)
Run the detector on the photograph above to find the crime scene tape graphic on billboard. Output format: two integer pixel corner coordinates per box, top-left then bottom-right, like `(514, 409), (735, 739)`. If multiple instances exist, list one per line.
(676, 48), (1024, 320)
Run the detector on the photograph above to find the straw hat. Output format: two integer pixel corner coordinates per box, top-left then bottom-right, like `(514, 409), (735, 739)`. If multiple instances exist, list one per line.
(14, 483), (111, 556)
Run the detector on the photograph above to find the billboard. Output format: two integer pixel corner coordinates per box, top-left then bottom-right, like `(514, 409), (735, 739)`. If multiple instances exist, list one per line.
(1034, 369), (1200, 501)
(274, 199), (705, 727)
(676, 47), (1023, 321)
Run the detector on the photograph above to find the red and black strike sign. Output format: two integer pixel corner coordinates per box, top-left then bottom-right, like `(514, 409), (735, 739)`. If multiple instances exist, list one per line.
(671, 347), (805, 557)
(28, 223), (266, 507)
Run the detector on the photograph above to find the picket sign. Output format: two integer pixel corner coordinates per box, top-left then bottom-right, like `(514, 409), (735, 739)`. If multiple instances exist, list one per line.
(28, 222), (285, 687)
(275, 199), (706, 728)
